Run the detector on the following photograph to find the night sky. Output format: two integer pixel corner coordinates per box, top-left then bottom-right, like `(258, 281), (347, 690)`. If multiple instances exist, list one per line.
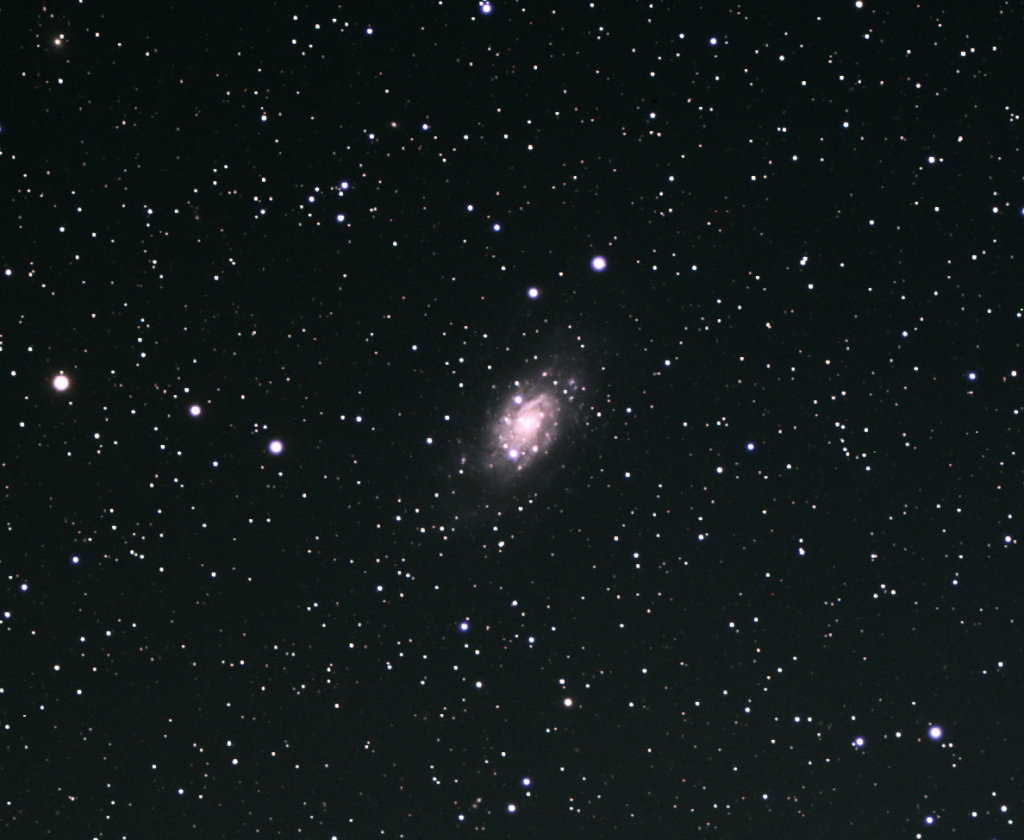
(4, 1), (1022, 837)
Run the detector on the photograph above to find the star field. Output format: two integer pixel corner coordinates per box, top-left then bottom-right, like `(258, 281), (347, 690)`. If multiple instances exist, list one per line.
(2, 2), (1022, 838)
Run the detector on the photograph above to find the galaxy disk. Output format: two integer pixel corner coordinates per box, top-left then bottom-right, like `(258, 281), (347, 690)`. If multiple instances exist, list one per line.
(497, 391), (559, 465)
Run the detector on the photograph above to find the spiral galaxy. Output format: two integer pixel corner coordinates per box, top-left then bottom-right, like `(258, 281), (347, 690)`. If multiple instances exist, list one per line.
(497, 391), (559, 464)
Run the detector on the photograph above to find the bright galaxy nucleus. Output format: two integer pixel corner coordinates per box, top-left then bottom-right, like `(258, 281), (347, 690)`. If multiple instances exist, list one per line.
(498, 390), (559, 466)
(481, 367), (581, 483)
(469, 329), (595, 487)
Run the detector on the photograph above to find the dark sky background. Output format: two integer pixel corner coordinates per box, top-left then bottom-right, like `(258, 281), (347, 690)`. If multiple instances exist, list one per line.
(3, 1), (1022, 837)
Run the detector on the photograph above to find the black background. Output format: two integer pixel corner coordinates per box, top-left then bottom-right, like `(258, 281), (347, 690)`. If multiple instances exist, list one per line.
(2, 1), (1021, 837)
